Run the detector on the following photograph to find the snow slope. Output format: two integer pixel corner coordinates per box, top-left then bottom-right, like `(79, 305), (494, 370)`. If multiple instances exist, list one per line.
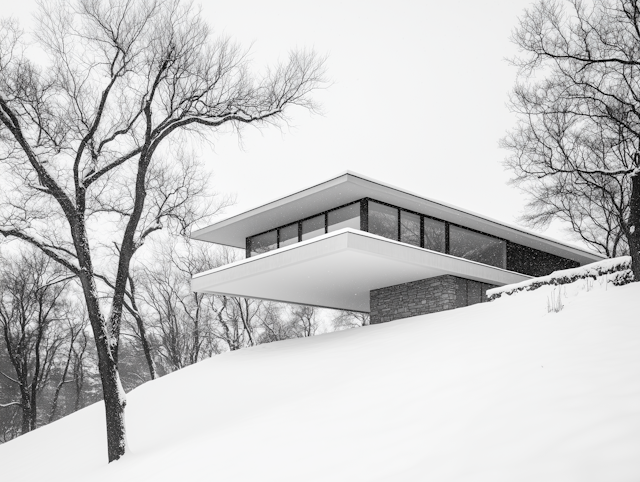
(1, 276), (639, 482)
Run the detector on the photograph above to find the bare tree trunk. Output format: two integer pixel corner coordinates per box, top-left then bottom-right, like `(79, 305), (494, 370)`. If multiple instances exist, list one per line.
(19, 393), (30, 435)
(28, 390), (37, 432)
(48, 366), (69, 423)
(100, 361), (126, 461)
(78, 269), (126, 462)
(70, 330), (88, 413)
(238, 299), (256, 347)
(73, 364), (84, 413)
(133, 312), (157, 381)
(29, 315), (43, 431)
(190, 295), (201, 366)
(48, 336), (75, 423)
(628, 171), (640, 281)
(14, 376), (35, 434)
(107, 274), (157, 381)
(124, 275), (156, 380)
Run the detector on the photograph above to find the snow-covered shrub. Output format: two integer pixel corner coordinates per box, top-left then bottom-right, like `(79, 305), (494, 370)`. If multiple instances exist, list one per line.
(488, 256), (633, 301)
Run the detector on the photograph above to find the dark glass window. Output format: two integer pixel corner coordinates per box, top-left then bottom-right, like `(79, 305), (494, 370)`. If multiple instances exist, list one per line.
(279, 223), (298, 247)
(250, 230), (277, 256)
(302, 215), (325, 241)
(506, 243), (579, 277)
(328, 203), (360, 232)
(423, 217), (445, 253)
(400, 211), (420, 246)
(449, 225), (506, 268)
(368, 201), (398, 240)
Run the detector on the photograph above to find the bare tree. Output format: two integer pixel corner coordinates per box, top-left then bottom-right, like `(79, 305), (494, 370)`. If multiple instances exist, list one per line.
(0, 0), (326, 461)
(71, 328), (96, 413)
(332, 310), (370, 330)
(47, 315), (89, 423)
(134, 240), (293, 363)
(503, 0), (640, 278)
(0, 250), (72, 434)
(121, 273), (159, 381)
(222, 296), (263, 347)
(288, 305), (319, 338)
(130, 239), (221, 372)
(0, 276), (98, 443)
(208, 295), (257, 351)
(213, 250), (266, 349)
(256, 304), (323, 342)
(514, 156), (631, 257)
(256, 302), (296, 343)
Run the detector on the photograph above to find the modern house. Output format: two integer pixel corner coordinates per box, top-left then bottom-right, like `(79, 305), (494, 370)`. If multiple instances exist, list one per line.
(191, 172), (603, 324)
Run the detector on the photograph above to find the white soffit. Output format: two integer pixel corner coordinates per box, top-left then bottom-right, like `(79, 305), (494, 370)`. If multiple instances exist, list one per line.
(191, 230), (530, 312)
(191, 171), (604, 265)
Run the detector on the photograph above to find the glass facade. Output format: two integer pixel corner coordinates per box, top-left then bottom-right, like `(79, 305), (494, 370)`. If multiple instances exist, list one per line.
(400, 211), (420, 246)
(248, 201), (361, 256)
(369, 202), (398, 240)
(449, 225), (506, 268)
(424, 217), (445, 253)
(302, 215), (325, 241)
(245, 198), (524, 273)
(249, 230), (277, 256)
(279, 223), (298, 247)
(328, 204), (360, 232)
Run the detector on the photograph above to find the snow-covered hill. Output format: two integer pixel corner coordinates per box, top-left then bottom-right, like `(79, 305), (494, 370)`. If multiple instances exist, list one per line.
(2, 273), (639, 482)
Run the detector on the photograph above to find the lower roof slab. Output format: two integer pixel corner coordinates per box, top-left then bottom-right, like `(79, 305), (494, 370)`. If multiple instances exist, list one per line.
(191, 229), (530, 312)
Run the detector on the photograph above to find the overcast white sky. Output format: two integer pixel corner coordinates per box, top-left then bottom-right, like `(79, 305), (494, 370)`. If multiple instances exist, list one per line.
(8, 0), (575, 242)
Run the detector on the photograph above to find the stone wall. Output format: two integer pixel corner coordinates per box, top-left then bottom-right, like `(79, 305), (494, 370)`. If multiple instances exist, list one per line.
(370, 276), (496, 324)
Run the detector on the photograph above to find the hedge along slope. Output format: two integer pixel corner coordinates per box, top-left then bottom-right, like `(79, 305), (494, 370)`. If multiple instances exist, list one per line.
(487, 256), (633, 301)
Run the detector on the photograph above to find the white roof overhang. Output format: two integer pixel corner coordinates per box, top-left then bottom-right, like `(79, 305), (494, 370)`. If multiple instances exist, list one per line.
(191, 171), (604, 266)
(191, 229), (531, 312)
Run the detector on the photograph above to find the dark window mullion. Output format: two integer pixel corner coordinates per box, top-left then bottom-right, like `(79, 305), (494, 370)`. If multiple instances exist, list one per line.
(397, 208), (401, 241)
(360, 198), (369, 232)
(420, 216), (424, 248)
(445, 221), (450, 254)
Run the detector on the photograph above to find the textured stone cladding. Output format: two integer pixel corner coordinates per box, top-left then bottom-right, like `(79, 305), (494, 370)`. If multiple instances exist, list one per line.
(370, 276), (497, 324)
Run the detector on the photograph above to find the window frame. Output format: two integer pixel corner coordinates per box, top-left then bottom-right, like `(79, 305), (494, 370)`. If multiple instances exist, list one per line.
(246, 199), (364, 257)
(448, 223), (507, 269)
(422, 215), (447, 253)
(301, 213), (326, 241)
(279, 221), (300, 248)
(245, 196), (510, 272)
(399, 209), (421, 247)
(327, 202), (362, 233)
(247, 229), (278, 257)
(367, 200), (400, 241)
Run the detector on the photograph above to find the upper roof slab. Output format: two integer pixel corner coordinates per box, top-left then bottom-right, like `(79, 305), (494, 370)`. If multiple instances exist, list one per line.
(191, 171), (604, 265)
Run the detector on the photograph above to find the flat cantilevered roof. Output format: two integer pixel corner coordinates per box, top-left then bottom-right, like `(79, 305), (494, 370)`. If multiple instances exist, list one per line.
(192, 229), (530, 312)
(191, 171), (604, 265)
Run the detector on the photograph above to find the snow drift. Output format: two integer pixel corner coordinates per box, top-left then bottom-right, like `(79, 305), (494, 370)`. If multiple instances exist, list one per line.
(1, 268), (639, 482)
